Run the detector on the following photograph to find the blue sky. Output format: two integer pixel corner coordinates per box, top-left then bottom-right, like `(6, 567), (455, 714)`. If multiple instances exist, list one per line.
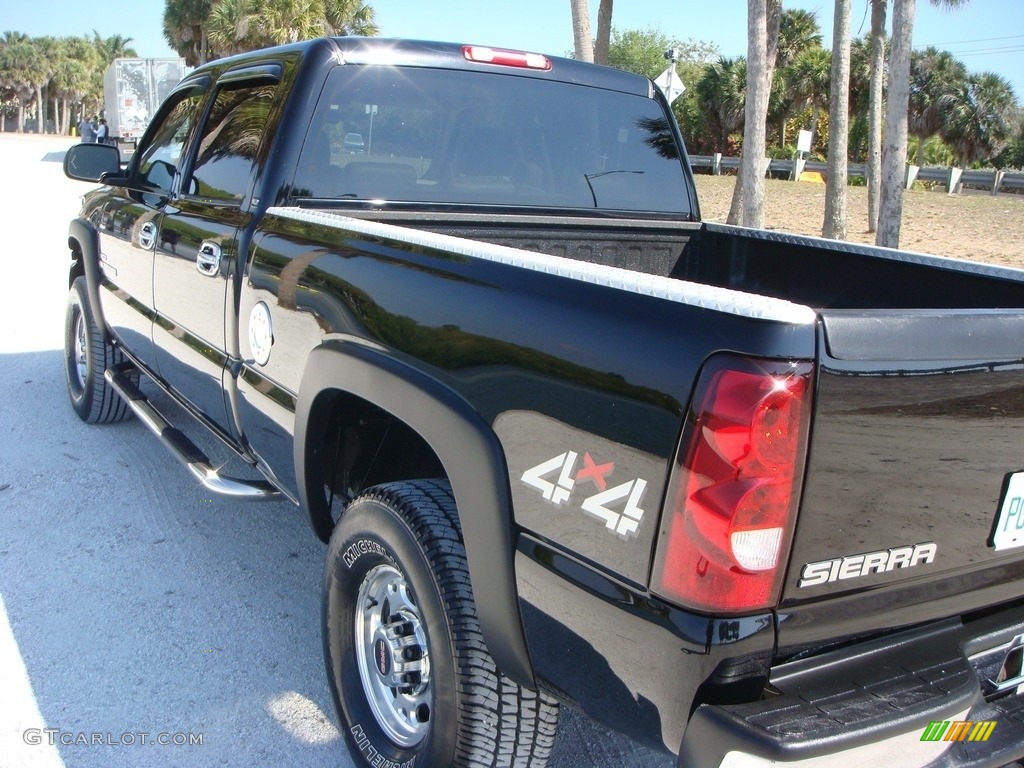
(5, 0), (1023, 98)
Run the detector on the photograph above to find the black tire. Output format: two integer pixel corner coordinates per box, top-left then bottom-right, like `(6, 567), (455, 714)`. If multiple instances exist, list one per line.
(64, 276), (131, 424)
(323, 479), (559, 768)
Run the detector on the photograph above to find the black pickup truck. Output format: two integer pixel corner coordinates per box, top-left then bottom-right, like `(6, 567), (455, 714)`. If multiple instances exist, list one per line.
(62, 37), (1024, 768)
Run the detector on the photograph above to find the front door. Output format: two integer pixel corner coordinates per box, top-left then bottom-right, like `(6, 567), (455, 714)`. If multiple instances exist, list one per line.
(97, 89), (206, 370)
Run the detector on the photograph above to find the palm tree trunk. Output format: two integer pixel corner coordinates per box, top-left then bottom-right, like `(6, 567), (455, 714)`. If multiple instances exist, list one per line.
(595, 0), (613, 65)
(877, 0), (915, 249)
(729, 0), (782, 226)
(570, 0), (594, 62)
(823, 0), (852, 240)
(867, 0), (886, 233)
(739, 0), (771, 228)
(915, 135), (925, 167)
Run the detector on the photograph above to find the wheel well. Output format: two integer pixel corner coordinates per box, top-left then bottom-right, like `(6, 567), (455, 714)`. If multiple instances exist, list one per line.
(310, 388), (447, 513)
(69, 239), (85, 288)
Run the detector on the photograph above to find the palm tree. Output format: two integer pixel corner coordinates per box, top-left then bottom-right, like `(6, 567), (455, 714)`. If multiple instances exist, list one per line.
(92, 31), (137, 63)
(773, 8), (824, 145)
(570, 0), (593, 62)
(324, 0), (379, 36)
(777, 8), (823, 68)
(32, 36), (59, 133)
(208, 0), (260, 56)
(164, 0), (214, 66)
(865, 0), (886, 232)
(908, 47), (967, 166)
(844, 34), (875, 162)
(729, 0), (782, 228)
(51, 38), (91, 135)
(822, 0), (851, 240)
(208, 0), (379, 58)
(594, 0), (613, 65)
(694, 57), (747, 151)
(788, 47), (832, 147)
(877, 0), (970, 249)
(942, 72), (1017, 167)
(0, 33), (42, 133)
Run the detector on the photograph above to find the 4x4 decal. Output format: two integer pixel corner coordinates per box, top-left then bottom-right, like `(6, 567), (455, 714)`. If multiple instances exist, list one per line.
(521, 451), (648, 539)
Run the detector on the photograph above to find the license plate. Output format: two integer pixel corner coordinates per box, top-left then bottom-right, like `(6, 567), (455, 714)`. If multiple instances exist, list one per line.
(993, 473), (1024, 551)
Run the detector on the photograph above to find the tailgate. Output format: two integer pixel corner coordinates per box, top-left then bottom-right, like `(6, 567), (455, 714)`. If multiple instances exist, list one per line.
(779, 309), (1024, 651)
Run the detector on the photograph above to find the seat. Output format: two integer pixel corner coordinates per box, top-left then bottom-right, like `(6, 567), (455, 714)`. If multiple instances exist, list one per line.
(340, 162), (418, 200)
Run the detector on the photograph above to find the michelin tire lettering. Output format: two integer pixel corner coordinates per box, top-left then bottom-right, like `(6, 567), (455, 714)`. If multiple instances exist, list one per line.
(342, 539), (392, 568)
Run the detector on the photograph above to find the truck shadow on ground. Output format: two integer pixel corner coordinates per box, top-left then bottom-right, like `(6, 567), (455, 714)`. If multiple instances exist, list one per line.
(41, 149), (71, 163)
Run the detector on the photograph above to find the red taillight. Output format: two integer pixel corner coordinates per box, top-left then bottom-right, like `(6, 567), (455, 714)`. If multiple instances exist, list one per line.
(462, 45), (552, 71)
(652, 356), (814, 613)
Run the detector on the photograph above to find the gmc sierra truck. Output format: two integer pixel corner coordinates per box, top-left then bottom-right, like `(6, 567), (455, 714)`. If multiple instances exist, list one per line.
(61, 37), (1024, 768)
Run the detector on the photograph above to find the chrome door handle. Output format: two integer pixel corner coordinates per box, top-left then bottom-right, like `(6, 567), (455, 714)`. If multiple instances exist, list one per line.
(138, 221), (158, 250)
(196, 241), (222, 276)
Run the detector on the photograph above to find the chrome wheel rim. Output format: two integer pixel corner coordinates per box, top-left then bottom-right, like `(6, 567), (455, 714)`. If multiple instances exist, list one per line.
(354, 563), (432, 747)
(73, 310), (88, 390)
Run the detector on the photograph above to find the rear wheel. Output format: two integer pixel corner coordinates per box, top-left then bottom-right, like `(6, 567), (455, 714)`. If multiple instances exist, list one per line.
(64, 276), (131, 424)
(323, 479), (559, 767)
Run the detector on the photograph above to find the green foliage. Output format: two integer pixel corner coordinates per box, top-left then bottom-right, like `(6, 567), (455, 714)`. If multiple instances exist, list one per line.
(941, 72), (1018, 167)
(606, 27), (716, 82)
(991, 120), (1024, 169)
(688, 57), (746, 154)
(205, 0), (378, 60)
(908, 134), (955, 167)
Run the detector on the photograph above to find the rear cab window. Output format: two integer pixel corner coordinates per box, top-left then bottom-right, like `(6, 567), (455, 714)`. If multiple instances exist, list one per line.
(292, 65), (694, 217)
(185, 82), (279, 203)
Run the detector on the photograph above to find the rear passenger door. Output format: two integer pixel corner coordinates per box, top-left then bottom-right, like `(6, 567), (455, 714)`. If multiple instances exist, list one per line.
(152, 68), (281, 434)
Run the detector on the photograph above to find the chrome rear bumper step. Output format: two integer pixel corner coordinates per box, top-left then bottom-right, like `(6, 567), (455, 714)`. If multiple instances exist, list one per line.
(105, 365), (282, 500)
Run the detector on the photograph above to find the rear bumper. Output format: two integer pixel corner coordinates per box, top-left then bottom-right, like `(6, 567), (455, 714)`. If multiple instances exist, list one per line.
(678, 610), (1024, 768)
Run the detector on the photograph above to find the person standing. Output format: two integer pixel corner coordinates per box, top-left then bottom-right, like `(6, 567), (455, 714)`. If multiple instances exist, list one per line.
(95, 118), (109, 144)
(77, 115), (95, 143)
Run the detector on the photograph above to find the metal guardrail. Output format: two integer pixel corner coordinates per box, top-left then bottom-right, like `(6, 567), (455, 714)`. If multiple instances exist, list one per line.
(690, 154), (1024, 195)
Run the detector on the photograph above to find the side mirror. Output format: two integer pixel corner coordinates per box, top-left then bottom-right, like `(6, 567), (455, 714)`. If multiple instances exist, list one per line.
(64, 142), (124, 183)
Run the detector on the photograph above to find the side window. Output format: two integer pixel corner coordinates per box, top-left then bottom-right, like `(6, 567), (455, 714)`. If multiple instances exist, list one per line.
(135, 91), (205, 193)
(186, 83), (278, 203)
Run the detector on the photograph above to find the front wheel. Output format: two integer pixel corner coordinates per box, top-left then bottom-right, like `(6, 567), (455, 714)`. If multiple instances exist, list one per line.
(323, 480), (559, 767)
(64, 276), (131, 424)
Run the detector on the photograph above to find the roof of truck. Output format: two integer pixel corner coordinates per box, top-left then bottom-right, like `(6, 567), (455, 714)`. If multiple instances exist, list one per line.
(333, 37), (653, 95)
(187, 37), (656, 98)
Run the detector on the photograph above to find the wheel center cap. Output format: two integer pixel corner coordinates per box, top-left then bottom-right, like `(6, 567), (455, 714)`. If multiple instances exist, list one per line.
(373, 635), (393, 679)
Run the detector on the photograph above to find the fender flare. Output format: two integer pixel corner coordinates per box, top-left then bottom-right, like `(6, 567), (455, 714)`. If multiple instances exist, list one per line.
(68, 217), (109, 343)
(295, 340), (535, 688)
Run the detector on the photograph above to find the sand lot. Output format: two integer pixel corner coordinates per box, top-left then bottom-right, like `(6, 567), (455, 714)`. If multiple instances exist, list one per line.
(694, 174), (1024, 269)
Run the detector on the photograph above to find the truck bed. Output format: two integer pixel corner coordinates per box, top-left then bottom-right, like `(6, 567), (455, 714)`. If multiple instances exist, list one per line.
(336, 208), (1024, 658)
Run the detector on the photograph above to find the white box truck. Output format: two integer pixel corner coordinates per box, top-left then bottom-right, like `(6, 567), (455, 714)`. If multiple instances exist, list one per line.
(102, 58), (188, 148)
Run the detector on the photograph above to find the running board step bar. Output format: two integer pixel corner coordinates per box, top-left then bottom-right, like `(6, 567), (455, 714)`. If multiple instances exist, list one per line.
(105, 365), (282, 500)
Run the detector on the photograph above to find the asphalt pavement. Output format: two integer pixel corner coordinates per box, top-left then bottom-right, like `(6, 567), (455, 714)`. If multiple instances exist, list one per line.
(0, 133), (672, 768)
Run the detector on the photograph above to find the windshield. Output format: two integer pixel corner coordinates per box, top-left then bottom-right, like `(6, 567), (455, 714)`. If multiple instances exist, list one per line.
(293, 65), (694, 217)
